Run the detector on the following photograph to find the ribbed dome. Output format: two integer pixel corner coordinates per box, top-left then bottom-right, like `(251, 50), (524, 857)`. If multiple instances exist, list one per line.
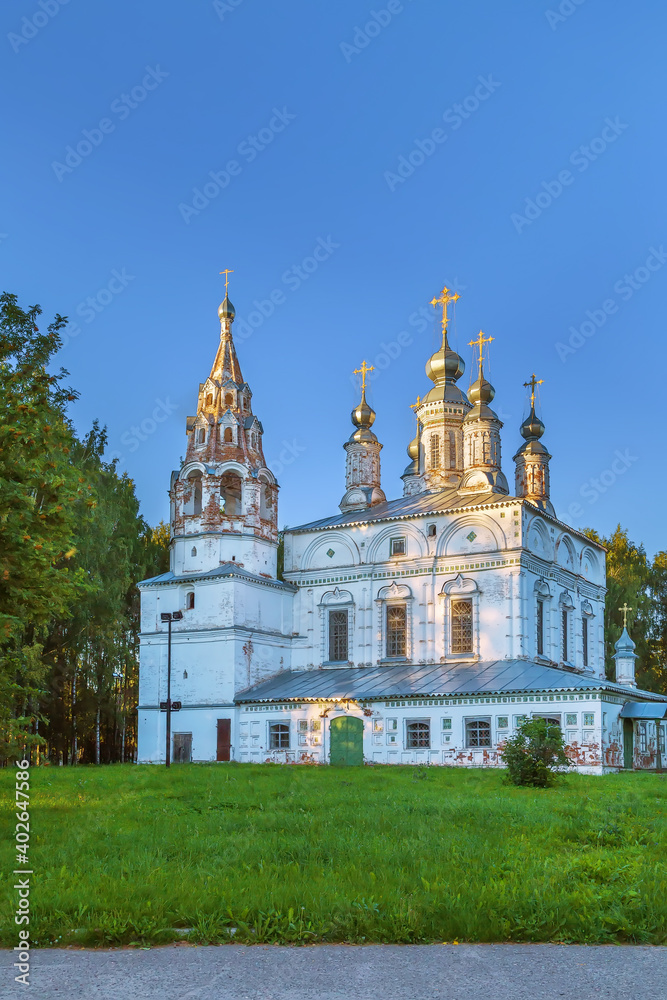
(426, 331), (465, 385)
(468, 376), (495, 405)
(218, 294), (235, 321)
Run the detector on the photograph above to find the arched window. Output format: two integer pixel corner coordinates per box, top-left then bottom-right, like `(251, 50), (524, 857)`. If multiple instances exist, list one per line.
(451, 599), (473, 654)
(220, 471), (242, 515)
(205, 393), (213, 407)
(186, 471), (202, 515)
(224, 393), (233, 407)
(196, 427), (206, 445)
(191, 546), (197, 557)
(430, 434), (440, 469)
(186, 592), (195, 610)
(386, 605), (407, 658)
(223, 426), (233, 443)
(449, 431), (456, 468)
(259, 479), (272, 519)
(427, 524), (436, 538)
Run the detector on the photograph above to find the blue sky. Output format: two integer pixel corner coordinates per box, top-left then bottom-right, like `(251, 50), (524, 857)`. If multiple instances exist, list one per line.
(3, 0), (666, 554)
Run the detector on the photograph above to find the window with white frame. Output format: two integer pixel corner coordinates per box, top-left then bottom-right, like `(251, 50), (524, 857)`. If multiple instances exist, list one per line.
(406, 720), (430, 749)
(328, 609), (349, 662)
(386, 605), (407, 657)
(465, 717), (491, 748)
(566, 713), (577, 726)
(390, 537), (406, 557)
(451, 599), (473, 654)
(583, 712), (594, 727)
(430, 434), (440, 469)
(269, 723), (290, 749)
(561, 607), (569, 661)
(638, 722), (648, 753)
(497, 716), (509, 729)
(536, 599), (545, 656)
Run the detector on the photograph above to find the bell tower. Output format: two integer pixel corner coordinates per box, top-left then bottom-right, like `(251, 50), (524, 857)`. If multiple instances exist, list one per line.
(169, 285), (279, 578)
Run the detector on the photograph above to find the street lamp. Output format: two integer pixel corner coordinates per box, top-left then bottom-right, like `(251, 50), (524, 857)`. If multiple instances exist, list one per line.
(160, 610), (183, 767)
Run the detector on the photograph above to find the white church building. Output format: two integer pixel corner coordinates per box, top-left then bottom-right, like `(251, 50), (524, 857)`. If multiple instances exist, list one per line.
(137, 285), (667, 772)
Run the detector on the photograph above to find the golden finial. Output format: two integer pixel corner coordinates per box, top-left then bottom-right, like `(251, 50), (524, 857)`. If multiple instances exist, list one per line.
(353, 360), (374, 394)
(219, 268), (234, 295)
(619, 603), (632, 629)
(468, 330), (494, 380)
(410, 395), (422, 412)
(430, 285), (460, 333)
(524, 373), (544, 409)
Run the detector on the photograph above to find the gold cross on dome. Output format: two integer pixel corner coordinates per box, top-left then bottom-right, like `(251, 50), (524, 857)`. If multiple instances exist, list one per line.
(523, 373), (544, 408)
(219, 268), (234, 295)
(353, 360), (374, 393)
(468, 329), (494, 379)
(619, 603), (632, 628)
(430, 285), (460, 332)
(410, 395), (422, 412)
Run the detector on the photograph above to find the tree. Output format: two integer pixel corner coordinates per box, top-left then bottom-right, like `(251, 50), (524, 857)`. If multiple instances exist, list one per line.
(501, 717), (570, 787)
(0, 293), (89, 759)
(583, 525), (661, 692)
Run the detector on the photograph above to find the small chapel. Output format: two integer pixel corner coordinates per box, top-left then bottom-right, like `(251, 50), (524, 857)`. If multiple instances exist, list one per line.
(137, 283), (667, 772)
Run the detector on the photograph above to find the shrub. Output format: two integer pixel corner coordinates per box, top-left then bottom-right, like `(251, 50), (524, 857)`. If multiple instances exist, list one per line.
(501, 717), (571, 787)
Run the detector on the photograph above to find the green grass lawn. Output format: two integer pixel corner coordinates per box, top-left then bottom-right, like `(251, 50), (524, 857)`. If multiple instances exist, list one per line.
(1, 763), (666, 947)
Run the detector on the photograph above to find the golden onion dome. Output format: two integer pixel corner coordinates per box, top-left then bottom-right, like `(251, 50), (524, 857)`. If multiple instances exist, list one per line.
(407, 433), (419, 461)
(468, 375), (495, 405)
(425, 330), (465, 385)
(351, 391), (375, 430)
(218, 294), (236, 321)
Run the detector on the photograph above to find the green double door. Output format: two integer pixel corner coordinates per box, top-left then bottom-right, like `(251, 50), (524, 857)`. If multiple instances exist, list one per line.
(329, 715), (364, 766)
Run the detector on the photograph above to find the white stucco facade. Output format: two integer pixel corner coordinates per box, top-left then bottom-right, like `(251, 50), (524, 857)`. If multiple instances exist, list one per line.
(137, 290), (667, 771)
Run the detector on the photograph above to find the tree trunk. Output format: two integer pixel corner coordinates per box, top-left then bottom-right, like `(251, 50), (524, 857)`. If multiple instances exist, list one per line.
(95, 704), (100, 765)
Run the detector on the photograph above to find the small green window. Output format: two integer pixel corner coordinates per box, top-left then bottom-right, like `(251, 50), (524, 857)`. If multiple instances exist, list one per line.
(442, 718), (452, 730)
(583, 712), (595, 727)
(566, 713), (577, 726)
(497, 716), (509, 729)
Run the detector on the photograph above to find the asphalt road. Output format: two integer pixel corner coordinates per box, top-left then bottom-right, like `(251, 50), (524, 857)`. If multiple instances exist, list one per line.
(1, 944), (666, 1000)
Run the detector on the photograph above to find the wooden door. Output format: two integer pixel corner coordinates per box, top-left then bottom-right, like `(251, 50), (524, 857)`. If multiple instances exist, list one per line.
(173, 733), (192, 763)
(623, 719), (634, 769)
(329, 715), (363, 766)
(217, 718), (231, 762)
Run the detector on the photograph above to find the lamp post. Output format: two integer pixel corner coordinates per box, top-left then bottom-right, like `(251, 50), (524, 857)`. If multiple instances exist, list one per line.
(160, 611), (183, 767)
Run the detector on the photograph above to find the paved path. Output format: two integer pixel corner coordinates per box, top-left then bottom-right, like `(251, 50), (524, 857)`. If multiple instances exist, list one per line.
(1, 944), (666, 1000)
